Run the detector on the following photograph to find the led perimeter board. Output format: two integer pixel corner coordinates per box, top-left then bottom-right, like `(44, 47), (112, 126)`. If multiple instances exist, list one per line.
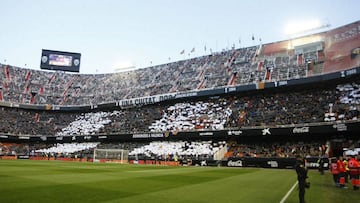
(40, 49), (81, 72)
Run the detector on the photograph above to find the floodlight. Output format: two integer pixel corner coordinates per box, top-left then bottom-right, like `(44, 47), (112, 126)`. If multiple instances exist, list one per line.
(284, 19), (330, 36)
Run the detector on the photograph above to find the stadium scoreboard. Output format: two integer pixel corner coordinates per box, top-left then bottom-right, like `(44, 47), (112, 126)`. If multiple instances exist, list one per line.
(40, 49), (81, 72)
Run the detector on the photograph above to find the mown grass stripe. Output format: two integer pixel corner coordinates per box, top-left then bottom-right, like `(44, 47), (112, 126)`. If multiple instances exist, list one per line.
(1, 160), (359, 203)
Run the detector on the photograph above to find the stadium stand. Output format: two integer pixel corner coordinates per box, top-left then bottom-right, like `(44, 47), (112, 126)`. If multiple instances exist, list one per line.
(127, 140), (226, 161)
(0, 20), (360, 167)
(0, 45), (318, 105)
(0, 74), (358, 137)
(226, 141), (327, 158)
(35, 142), (99, 155)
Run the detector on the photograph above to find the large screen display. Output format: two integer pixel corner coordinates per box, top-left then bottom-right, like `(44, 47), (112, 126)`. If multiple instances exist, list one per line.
(49, 54), (73, 67)
(40, 49), (81, 72)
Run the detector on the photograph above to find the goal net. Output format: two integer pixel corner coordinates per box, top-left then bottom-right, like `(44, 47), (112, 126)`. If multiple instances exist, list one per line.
(93, 149), (129, 164)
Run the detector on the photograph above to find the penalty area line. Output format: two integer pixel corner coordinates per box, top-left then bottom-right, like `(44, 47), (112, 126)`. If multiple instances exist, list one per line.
(280, 181), (298, 203)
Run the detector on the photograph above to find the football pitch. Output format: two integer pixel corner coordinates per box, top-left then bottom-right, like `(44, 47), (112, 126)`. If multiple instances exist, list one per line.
(0, 160), (358, 203)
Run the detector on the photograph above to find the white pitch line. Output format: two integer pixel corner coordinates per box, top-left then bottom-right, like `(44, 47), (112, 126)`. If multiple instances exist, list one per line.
(280, 181), (298, 203)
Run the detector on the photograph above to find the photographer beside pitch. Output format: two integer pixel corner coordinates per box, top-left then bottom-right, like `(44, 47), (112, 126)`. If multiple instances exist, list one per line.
(295, 155), (310, 203)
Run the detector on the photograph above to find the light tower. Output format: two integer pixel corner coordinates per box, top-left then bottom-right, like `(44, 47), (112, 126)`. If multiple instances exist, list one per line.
(285, 19), (331, 38)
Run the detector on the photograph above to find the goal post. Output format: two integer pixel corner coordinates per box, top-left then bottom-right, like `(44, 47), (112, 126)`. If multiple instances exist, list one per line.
(93, 149), (129, 164)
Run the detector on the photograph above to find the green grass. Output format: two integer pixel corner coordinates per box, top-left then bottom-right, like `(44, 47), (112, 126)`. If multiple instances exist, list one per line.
(0, 160), (358, 203)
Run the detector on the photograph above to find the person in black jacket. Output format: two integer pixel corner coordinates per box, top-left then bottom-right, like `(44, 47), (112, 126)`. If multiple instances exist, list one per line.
(318, 157), (325, 175)
(295, 156), (309, 203)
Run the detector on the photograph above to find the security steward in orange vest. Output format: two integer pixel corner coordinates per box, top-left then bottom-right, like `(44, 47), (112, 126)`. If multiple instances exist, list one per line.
(343, 157), (350, 183)
(337, 156), (347, 188)
(330, 158), (340, 187)
(348, 153), (360, 190)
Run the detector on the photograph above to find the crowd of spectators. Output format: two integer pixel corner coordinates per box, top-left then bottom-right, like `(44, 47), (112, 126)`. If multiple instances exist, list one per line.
(0, 142), (30, 156)
(1, 33), (358, 164)
(56, 111), (120, 136)
(2, 137), (358, 162)
(35, 142), (98, 155)
(226, 141), (328, 158)
(1, 140), (333, 161)
(0, 43), (318, 106)
(0, 107), (76, 136)
(148, 100), (232, 132)
(0, 142), (97, 159)
(127, 140), (226, 161)
(0, 75), (359, 136)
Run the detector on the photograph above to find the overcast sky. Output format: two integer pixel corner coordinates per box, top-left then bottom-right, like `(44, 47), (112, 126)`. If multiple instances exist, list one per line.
(0, 0), (359, 74)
